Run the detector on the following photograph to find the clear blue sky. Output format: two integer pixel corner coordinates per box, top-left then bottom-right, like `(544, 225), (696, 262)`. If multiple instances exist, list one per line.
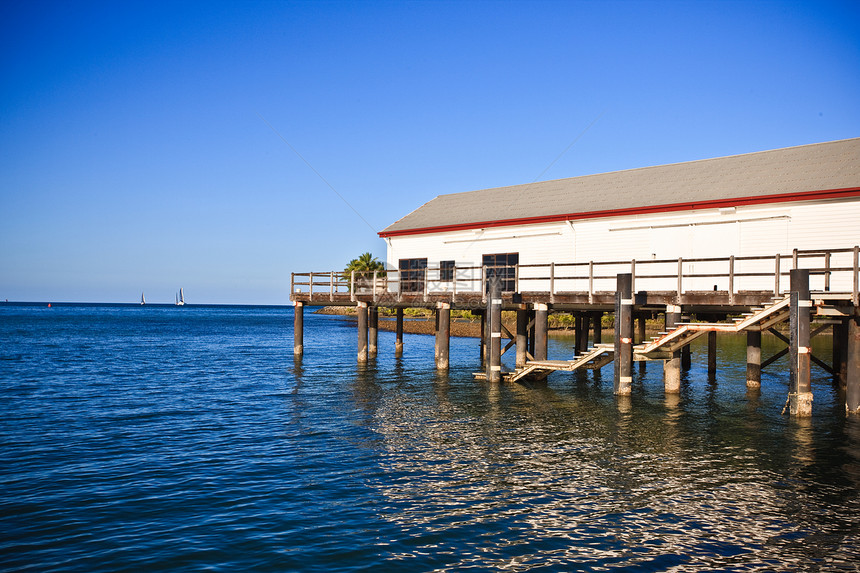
(2, 0), (858, 304)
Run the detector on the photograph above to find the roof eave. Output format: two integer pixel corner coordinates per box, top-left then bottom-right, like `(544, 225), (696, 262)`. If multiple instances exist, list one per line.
(377, 187), (860, 238)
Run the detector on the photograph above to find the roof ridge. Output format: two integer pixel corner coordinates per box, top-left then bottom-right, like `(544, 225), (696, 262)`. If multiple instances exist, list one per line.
(380, 138), (860, 236)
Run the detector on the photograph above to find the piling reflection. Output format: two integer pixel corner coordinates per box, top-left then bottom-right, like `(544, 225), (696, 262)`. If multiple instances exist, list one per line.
(340, 331), (859, 569)
(844, 418), (860, 490)
(790, 417), (815, 467)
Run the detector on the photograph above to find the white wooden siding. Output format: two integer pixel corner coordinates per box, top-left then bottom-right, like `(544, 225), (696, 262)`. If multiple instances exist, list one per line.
(386, 198), (860, 294)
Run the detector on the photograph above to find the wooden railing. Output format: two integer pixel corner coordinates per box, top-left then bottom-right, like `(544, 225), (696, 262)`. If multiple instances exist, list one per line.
(291, 246), (860, 306)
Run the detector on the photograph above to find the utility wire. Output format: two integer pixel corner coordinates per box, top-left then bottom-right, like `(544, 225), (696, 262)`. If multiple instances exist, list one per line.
(257, 112), (378, 234)
(530, 109), (606, 184)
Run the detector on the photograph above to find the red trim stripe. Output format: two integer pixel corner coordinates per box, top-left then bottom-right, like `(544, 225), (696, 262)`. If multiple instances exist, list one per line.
(378, 187), (860, 238)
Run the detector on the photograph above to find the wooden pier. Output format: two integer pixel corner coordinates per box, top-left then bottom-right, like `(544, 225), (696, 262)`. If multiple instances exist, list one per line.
(291, 247), (860, 416)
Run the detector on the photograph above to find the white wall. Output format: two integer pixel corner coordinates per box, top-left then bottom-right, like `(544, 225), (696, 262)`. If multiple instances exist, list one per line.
(385, 197), (860, 294)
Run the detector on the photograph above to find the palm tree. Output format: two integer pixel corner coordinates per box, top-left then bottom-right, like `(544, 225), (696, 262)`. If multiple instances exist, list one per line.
(343, 252), (386, 289)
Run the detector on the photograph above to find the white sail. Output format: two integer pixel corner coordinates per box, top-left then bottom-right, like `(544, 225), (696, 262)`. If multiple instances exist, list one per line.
(176, 288), (185, 306)
(141, 292), (145, 305)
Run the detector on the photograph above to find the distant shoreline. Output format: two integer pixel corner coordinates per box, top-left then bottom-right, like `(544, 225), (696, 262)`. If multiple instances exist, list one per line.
(313, 306), (621, 338)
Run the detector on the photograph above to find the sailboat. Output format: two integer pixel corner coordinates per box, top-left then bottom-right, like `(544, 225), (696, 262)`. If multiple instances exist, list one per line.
(175, 288), (185, 306)
(141, 292), (146, 305)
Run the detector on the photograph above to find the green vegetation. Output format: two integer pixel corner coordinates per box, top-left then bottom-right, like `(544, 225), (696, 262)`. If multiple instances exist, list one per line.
(343, 252), (386, 279)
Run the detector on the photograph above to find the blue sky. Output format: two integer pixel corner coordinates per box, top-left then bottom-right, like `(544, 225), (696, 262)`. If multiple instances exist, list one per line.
(1, 0), (858, 304)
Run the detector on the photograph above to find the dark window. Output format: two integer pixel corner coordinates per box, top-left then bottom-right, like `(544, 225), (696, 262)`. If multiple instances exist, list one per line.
(399, 258), (427, 293)
(440, 260), (455, 282)
(483, 253), (519, 292)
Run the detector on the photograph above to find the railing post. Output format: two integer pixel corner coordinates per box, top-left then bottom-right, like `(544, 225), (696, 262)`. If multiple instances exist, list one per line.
(677, 258), (683, 302)
(728, 255), (735, 304)
(824, 251), (831, 292)
(309, 272), (313, 303)
(514, 264), (520, 294)
(423, 268), (429, 303)
(330, 271), (335, 301)
(397, 269), (403, 303)
(774, 253), (781, 296)
(588, 261), (594, 305)
(550, 263), (555, 304)
(853, 245), (859, 307)
(372, 270), (378, 304)
(452, 265), (457, 303)
(481, 265), (487, 305)
(792, 248), (798, 269)
(631, 259), (636, 293)
(350, 270), (356, 303)
(291, 272), (295, 296)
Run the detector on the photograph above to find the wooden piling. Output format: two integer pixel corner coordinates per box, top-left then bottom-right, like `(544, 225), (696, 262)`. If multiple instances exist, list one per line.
(833, 320), (847, 388)
(707, 331), (717, 377)
(293, 301), (304, 357)
(516, 305), (528, 368)
(663, 304), (681, 394)
(357, 302), (368, 363)
(847, 316), (860, 415)
(592, 312), (602, 344)
(637, 315), (646, 344)
(395, 308), (404, 357)
(746, 330), (761, 388)
(435, 302), (450, 370)
(477, 309), (486, 365)
(534, 303), (548, 362)
(368, 307), (378, 358)
(528, 309), (536, 357)
(682, 344), (691, 371)
(575, 314), (585, 354)
(581, 314), (591, 354)
(487, 277), (502, 383)
(614, 274), (633, 396)
(789, 269), (812, 416)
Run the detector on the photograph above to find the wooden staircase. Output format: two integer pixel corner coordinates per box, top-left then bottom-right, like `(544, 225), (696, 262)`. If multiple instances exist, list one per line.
(635, 296), (791, 358)
(477, 296), (796, 382)
(475, 345), (615, 382)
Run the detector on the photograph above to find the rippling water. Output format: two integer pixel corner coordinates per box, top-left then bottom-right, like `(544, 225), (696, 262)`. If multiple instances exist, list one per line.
(2, 303), (859, 571)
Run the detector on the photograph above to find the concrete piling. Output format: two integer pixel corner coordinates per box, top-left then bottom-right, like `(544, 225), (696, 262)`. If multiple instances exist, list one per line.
(516, 305), (528, 368)
(847, 316), (860, 415)
(435, 302), (450, 370)
(357, 302), (368, 363)
(746, 330), (761, 388)
(395, 308), (404, 357)
(663, 304), (681, 394)
(368, 307), (378, 358)
(487, 277), (502, 383)
(789, 269), (812, 416)
(534, 303), (548, 362)
(614, 273), (633, 396)
(293, 301), (304, 357)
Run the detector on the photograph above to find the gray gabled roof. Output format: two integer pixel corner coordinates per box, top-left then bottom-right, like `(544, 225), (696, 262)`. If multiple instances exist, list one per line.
(379, 138), (860, 236)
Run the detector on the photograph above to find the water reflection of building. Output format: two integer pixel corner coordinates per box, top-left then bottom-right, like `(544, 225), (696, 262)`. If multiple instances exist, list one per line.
(356, 377), (855, 569)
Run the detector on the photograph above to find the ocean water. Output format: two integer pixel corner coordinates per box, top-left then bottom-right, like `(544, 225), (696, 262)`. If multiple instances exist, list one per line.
(1, 303), (859, 572)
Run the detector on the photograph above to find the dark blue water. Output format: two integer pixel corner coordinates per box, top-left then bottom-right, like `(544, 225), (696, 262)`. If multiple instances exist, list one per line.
(2, 304), (859, 571)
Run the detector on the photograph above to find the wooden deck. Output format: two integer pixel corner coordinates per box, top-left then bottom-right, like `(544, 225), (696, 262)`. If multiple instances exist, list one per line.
(291, 247), (860, 313)
(291, 252), (860, 415)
